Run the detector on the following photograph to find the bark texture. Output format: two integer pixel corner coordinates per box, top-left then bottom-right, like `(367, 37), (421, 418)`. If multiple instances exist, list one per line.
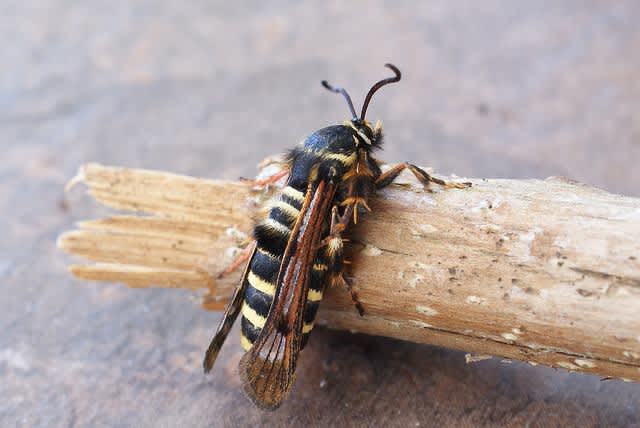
(58, 163), (640, 382)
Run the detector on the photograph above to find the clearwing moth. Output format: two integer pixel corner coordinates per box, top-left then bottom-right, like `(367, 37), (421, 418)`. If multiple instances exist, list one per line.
(203, 64), (470, 410)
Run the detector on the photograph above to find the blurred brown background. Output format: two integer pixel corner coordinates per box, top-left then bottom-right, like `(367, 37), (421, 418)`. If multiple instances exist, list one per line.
(2, 1), (639, 427)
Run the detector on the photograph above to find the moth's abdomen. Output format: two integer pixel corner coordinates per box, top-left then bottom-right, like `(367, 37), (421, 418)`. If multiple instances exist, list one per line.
(240, 186), (304, 351)
(240, 183), (330, 351)
(239, 250), (278, 350)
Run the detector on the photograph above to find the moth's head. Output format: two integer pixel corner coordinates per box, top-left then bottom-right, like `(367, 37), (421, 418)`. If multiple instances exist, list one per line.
(346, 118), (383, 148)
(322, 63), (400, 149)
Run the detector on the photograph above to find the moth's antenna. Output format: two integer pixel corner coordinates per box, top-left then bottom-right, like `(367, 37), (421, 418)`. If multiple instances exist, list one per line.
(321, 80), (358, 121)
(360, 63), (401, 121)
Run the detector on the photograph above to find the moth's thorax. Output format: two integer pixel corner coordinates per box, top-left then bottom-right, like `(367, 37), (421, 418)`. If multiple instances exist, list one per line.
(288, 123), (382, 188)
(301, 120), (382, 152)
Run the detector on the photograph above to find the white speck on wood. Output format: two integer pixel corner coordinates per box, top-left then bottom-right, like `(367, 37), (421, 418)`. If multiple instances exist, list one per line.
(557, 361), (580, 371)
(509, 227), (542, 262)
(408, 261), (431, 270)
(611, 208), (640, 221)
(465, 353), (493, 363)
(412, 224), (438, 237)
(362, 245), (382, 257)
(574, 359), (596, 368)
(470, 199), (491, 213)
(614, 287), (632, 297)
(416, 305), (438, 316)
(409, 320), (433, 329)
(501, 333), (518, 341)
(407, 274), (424, 288)
(466, 295), (487, 305)
(553, 235), (570, 249)
(478, 224), (502, 233)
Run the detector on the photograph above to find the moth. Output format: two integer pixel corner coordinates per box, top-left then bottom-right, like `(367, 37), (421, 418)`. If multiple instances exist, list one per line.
(203, 64), (470, 409)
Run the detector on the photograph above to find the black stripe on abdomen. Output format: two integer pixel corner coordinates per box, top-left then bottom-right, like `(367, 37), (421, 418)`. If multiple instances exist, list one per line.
(241, 316), (261, 343)
(250, 249), (280, 283)
(253, 221), (289, 256)
(244, 281), (273, 318)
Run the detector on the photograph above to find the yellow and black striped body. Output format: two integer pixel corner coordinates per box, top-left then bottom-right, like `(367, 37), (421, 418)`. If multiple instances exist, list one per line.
(239, 185), (329, 351)
(240, 123), (383, 351)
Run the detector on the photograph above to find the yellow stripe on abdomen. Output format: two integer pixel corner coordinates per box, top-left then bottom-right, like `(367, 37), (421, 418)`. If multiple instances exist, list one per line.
(240, 333), (253, 351)
(241, 302), (266, 329)
(247, 271), (276, 296)
(308, 289), (323, 302)
(257, 247), (281, 261)
(263, 218), (291, 235)
(282, 186), (304, 202)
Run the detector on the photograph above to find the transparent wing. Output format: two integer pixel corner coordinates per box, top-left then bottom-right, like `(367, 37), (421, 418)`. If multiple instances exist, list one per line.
(203, 243), (257, 373)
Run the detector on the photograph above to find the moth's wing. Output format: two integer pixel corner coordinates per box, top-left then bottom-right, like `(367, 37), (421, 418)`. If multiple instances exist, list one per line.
(239, 181), (335, 410)
(203, 243), (257, 373)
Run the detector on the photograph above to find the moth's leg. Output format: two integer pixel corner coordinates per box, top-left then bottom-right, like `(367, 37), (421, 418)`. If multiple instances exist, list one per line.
(321, 206), (365, 316)
(257, 153), (287, 170)
(407, 164), (471, 189)
(333, 273), (364, 317)
(376, 162), (471, 190)
(240, 168), (288, 187)
(338, 179), (372, 225)
(217, 240), (256, 279)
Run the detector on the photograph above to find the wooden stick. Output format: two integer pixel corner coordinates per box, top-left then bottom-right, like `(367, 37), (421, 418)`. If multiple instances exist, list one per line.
(58, 163), (640, 382)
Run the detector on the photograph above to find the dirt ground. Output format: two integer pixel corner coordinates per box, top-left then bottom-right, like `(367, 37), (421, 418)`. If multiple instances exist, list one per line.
(2, 1), (639, 427)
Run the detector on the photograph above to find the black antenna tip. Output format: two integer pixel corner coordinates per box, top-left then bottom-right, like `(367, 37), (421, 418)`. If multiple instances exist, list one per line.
(321, 78), (358, 121)
(360, 63), (402, 120)
(383, 63), (401, 81)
